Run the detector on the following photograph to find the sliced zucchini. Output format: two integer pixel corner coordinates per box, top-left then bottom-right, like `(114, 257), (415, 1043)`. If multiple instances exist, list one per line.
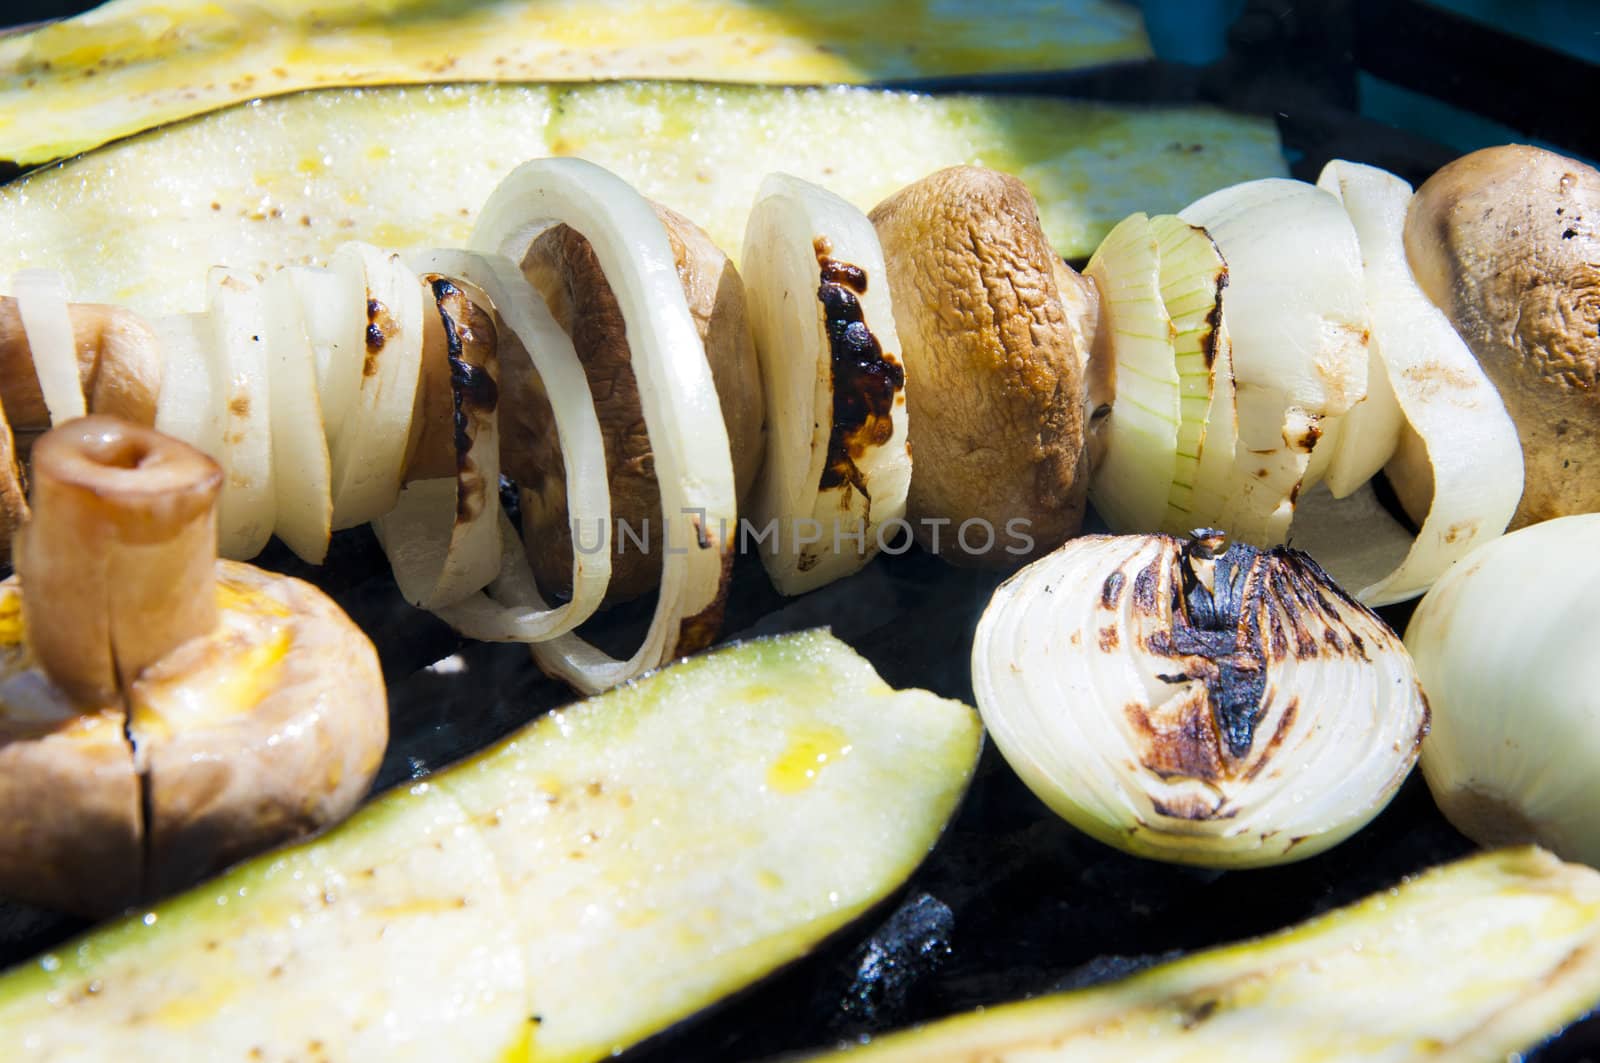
(0, 82), (1287, 317)
(0, 0), (1150, 166)
(0, 630), (982, 1062)
(801, 847), (1600, 1061)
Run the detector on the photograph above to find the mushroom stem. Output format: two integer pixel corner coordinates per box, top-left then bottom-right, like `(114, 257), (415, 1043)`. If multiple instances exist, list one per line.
(15, 416), (222, 704)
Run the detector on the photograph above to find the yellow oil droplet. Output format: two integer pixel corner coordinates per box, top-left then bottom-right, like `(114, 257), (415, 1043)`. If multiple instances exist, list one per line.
(767, 725), (850, 794)
(296, 154), (328, 176)
(0, 591), (24, 646)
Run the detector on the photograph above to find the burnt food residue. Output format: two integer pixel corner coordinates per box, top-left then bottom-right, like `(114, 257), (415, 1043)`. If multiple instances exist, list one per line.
(814, 237), (903, 497)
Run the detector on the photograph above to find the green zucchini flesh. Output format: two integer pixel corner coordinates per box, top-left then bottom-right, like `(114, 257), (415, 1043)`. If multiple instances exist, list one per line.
(0, 630), (982, 1062)
(0, 82), (1287, 317)
(800, 846), (1600, 1062)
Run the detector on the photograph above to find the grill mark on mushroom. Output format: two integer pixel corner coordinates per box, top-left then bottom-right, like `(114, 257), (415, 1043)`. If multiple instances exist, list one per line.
(813, 237), (903, 501)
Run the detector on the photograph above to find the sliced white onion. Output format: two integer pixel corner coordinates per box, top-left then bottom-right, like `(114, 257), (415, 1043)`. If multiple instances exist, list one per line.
(204, 267), (275, 559)
(1180, 179), (1370, 545)
(260, 268), (333, 564)
(1148, 215), (1230, 534)
(407, 246), (607, 638)
(471, 157), (737, 693)
(11, 269), (85, 425)
(288, 262), (365, 439)
(1300, 161), (1522, 606)
(327, 244), (425, 531)
(152, 312), (219, 456)
(372, 272), (503, 610)
(741, 172), (910, 595)
(1085, 213), (1178, 533)
(972, 531), (1428, 868)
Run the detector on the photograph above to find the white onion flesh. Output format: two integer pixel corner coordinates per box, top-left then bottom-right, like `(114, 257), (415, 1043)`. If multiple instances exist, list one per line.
(1300, 160), (1522, 606)
(1179, 179), (1370, 545)
(152, 312), (218, 457)
(471, 158), (736, 692)
(261, 268), (333, 565)
(973, 532), (1428, 868)
(289, 262), (365, 439)
(11, 269), (85, 425)
(1408, 515), (1600, 868)
(1085, 213), (1178, 534)
(741, 172), (911, 595)
(327, 244), (425, 531)
(1148, 215), (1231, 533)
(204, 267), (275, 559)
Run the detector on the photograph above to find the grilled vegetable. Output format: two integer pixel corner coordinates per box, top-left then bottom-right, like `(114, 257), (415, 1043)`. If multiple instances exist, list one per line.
(796, 847), (1600, 1061)
(0, 417), (387, 913)
(871, 166), (1095, 564)
(971, 530), (1428, 867)
(0, 630), (982, 1060)
(1409, 513), (1600, 868)
(0, 0), (1152, 167)
(0, 82), (1287, 320)
(1405, 144), (1600, 527)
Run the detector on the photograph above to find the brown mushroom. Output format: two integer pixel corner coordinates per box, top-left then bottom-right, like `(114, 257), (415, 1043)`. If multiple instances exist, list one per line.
(1405, 144), (1600, 526)
(0, 416), (386, 915)
(869, 166), (1099, 564)
(500, 202), (763, 607)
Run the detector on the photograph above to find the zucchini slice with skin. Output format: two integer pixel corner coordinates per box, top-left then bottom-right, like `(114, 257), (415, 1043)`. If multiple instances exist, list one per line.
(0, 630), (982, 1062)
(0, 82), (1287, 317)
(0, 0), (1152, 167)
(798, 846), (1600, 1062)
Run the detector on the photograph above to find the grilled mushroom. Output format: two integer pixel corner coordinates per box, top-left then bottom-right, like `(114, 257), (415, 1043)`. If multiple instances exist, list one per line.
(1405, 145), (1600, 526)
(0, 416), (386, 914)
(502, 201), (763, 606)
(870, 166), (1101, 564)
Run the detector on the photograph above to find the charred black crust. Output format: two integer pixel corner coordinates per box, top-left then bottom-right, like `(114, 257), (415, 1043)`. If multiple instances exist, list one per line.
(428, 277), (500, 523)
(1100, 570), (1125, 608)
(814, 240), (902, 497)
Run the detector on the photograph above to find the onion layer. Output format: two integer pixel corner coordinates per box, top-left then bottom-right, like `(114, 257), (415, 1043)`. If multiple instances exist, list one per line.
(1408, 514), (1600, 868)
(741, 172), (910, 595)
(10, 270), (84, 425)
(972, 530), (1428, 867)
(470, 158), (736, 693)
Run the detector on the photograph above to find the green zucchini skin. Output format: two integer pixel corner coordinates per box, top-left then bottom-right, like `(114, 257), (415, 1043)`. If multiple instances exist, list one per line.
(0, 630), (982, 1063)
(795, 846), (1600, 1062)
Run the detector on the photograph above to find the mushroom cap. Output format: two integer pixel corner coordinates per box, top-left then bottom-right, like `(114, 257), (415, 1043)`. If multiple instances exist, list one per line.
(501, 201), (763, 606)
(870, 166), (1092, 564)
(131, 560), (388, 897)
(1405, 144), (1600, 526)
(0, 589), (141, 914)
(0, 561), (386, 916)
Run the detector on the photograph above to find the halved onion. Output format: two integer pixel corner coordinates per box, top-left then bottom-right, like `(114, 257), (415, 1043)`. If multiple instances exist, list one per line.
(1085, 213), (1178, 534)
(972, 530), (1428, 868)
(1179, 179), (1370, 545)
(470, 157), (737, 692)
(204, 267), (275, 559)
(1292, 161), (1522, 605)
(741, 172), (910, 595)
(10, 270), (84, 426)
(261, 267), (333, 564)
(327, 243), (425, 531)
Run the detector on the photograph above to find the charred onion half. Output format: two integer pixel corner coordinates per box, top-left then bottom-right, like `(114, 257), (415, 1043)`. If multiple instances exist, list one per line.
(971, 530), (1428, 867)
